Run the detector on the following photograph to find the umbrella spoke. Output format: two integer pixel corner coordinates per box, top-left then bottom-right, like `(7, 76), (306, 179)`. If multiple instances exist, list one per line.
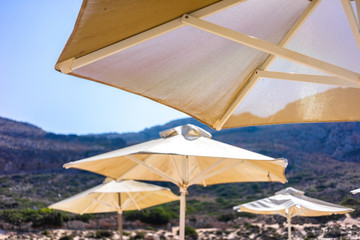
(189, 158), (227, 185)
(357, 0), (360, 27)
(123, 191), (156, 210)
(123, 192), (141, 210)
(242, 159), (284, 180)
(188, 157), (200, 181)
(109, 194), (122, 211)
(125, 155), (179, 186)
(81, 193), (106, 214)
(182, 14), (360, 83)
(182, 156), (189, 183)
(171, 155), (182, 182)
(57, 0), (247, 73)
(196, 161), (246, 184)
(86, 195), (119, 210)
(211, 0), (321, 129)
(342, 0), (360, 51)
(255, 70), (360, 88)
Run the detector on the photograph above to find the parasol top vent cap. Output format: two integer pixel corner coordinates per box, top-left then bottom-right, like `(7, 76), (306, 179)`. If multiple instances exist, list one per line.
(275, 187), (304, 196)
(160, 124), (212, 140)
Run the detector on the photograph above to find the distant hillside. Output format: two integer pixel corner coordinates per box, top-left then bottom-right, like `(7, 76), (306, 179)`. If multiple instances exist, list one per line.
(0, 117), (127, 174)
(1, 116), (360, 174)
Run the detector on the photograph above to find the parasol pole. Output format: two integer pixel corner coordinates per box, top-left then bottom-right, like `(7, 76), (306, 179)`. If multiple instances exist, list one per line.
(179, 187), (187, 240)
(287, 216), (292, 240)
(118, 193), (123, 240)
(179, 155), (189, 240)
(118, 210), (123, 240)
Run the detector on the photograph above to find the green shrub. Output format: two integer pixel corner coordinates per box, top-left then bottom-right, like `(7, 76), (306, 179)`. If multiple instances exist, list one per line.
(304, 232), (317, 240)
(130, 231), (145, 240)
(185, 225), (198, 240)
(0, 208), (66, 228)
(141, 207), (171, 224)
(95, 230), (113, 238)
(59, 235), (73, 240)
(0, 209), (24, 226)
(177, 226), (198, 240)
(237, 212), (256, 219)
(73, 213), (93, 223)
(125, 207), (173, 225)
(217, 213), (235, 222)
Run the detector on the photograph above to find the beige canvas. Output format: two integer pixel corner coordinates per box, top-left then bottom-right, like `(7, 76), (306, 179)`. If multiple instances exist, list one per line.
(63, 124), (287, 240)
(55, 0), (360, 130)
(234, 187), (353, 240)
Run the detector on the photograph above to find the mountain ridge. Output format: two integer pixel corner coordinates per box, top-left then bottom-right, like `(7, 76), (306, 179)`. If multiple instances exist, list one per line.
(0, 116), (359, 175)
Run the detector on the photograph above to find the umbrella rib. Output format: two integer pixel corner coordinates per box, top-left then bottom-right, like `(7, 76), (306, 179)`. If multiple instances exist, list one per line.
(109, 194), (122, 211)
(87, 195), (119, 211)
(170, 155), (182, 182)
(80, 193), (105, 215)
(124, 191), (155, 210)
(357, 0), (360, 27)
(255, 71), (360, 88)
(243, 159), (284, 181)
(184, 0), (322, 130)
(342, 0), (360, 51)
(188, 158), (227, 185)
(188, 159), (200, 180)
(124, 192), (141, 210)
(195, 161), (245, 184)
(182, 14), (360, 83)
(126, 155), (179, 186)
(189, 158), (244, 185)
(212, 0), (322, 130)
(58, 0), (247, 72)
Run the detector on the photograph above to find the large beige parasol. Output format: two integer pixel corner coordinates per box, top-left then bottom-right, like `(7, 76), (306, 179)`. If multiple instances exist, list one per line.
(55, 0), (360, 130)
(49, 179), (179, 240)
(234, 187), (353, 240)
(64, 124), (288, 240)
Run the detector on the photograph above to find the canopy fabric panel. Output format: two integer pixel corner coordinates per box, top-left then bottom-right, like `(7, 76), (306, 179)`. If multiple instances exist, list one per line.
(49, 180), (179, 214)
(57, 0), (220, 62)
(234, 187), (353, 218)
(64, 124), (287, 186)
(57, 0), (360, 130)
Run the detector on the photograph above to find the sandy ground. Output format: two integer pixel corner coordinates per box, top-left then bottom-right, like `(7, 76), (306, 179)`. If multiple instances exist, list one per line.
(1, 215), (359, 239)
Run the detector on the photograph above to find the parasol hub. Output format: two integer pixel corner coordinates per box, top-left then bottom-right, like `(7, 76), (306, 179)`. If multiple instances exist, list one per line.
(160, 124), (212, 140)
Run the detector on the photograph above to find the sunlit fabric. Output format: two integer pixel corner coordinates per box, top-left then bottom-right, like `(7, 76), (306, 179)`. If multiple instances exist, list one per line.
(56, 0), (360, 129)
(64, 125), (287, 186)
(234, 187), (353, 217)
(49, 179), (178, 214)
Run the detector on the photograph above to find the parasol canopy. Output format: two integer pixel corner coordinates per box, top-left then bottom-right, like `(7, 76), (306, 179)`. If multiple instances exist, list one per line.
(49, 179), (178, 240)
(234, 187), (353, 239)
(55, 0), (360, 130)
(64, 124), (288, 239)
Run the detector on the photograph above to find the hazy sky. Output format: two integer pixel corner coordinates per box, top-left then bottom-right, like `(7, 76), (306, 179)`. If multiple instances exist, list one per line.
(0, 0), (187, 134)
(1, 0), (359, 135)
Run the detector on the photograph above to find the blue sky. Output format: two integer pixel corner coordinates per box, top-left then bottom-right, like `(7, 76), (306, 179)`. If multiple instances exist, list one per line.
(0, 0), (186, 134)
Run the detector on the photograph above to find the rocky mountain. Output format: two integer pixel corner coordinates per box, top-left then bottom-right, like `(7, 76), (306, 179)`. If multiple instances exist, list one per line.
(1, 116), (359, 174)
(0, 117), (127, 174)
